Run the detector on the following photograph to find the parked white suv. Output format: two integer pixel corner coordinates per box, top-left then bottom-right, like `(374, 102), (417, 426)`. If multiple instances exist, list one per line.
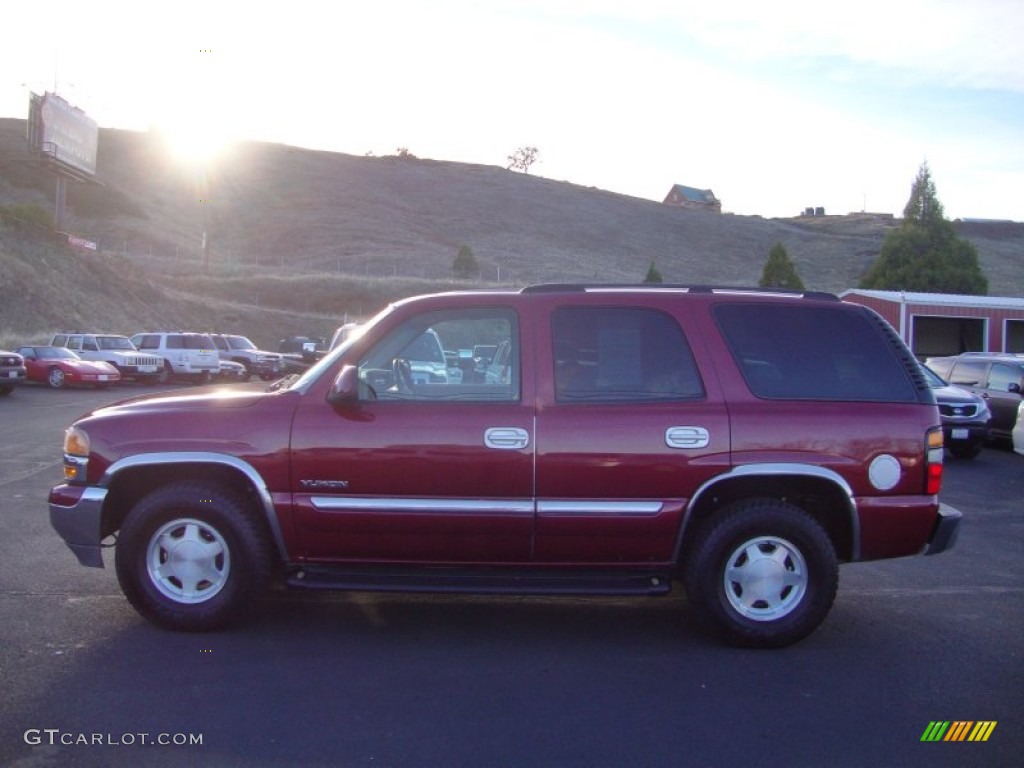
(50, 333), (163, 382)
(130, 332), (221, 384)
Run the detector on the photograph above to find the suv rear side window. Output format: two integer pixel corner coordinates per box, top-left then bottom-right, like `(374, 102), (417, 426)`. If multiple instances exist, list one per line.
(949, 360), (988, 387)
(987, 362), (1023, 392)
(714, 304), (917, 402)
(552, 307), (703, 402)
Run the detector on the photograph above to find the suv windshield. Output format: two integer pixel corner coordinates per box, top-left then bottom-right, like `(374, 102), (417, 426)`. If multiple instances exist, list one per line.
(227, 336), (256, 351)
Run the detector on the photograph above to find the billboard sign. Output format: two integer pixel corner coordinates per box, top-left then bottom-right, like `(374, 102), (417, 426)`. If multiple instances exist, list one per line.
(27, 92), (98, 178)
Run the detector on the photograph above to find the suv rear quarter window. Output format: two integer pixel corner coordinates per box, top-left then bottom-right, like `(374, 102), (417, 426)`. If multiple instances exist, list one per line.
(714, 303), (918, 402)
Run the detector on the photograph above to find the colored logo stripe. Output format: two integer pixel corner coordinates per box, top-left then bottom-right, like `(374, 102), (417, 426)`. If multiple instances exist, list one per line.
(968, 722), (997, 742)
(921, 721), (997, 742)
(921, 722), (949, 742)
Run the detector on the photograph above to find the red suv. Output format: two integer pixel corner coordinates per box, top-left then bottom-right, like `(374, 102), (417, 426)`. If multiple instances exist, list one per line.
(50, 286), (960, 647)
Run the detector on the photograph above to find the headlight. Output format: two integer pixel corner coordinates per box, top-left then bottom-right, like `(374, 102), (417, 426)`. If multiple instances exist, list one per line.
(64, 425), (90, 457)
(976, 399), (991, 421)
(63, 426), (91, 483)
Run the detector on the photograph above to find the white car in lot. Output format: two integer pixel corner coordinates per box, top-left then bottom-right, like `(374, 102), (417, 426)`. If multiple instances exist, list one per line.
(50, 333), (163, 382)
(1014, 401), (1024, 455)
(130, 332), (221, 384)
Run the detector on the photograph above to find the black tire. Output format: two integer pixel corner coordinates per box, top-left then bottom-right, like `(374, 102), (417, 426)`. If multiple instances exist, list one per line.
(115, 482), (273, 631)
(949, 442), (981, 460)
(683, 499), (838, 648)
(47, 366), (66, 389)
(234, 359), (255, 381)
(157, 361), (173, 385)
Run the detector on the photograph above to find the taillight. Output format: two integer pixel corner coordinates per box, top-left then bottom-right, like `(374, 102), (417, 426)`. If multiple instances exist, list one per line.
(926, 428), (944, 494)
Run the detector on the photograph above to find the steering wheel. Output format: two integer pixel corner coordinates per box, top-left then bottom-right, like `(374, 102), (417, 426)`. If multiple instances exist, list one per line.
(392, 358), (415, 394)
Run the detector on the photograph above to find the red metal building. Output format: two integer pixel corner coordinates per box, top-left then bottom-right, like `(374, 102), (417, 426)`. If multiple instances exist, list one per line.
(840, 290), (1024, 358)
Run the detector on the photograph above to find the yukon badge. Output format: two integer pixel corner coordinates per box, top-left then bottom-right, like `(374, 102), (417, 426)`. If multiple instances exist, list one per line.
(299, 479), (350, 490)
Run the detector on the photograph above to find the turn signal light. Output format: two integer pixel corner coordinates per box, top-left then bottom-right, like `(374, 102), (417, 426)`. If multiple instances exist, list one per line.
(926, 428), (944, 495)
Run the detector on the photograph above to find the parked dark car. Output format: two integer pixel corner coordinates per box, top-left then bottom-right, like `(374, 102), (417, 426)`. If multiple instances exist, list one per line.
(209, 334), (283, 381)
(921, 364), (990, 458)
(0, 349), (27, 395)
(926, 353), (1024, 441)
(278, 335), (327, 374)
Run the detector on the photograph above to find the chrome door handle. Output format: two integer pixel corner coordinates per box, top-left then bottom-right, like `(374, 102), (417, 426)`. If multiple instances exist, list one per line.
(485, 427), (530, 450)
(665, 426), (710, 449)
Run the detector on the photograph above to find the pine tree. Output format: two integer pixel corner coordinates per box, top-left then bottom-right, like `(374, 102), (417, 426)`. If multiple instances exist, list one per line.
(452, 245), (479, 280)
(759, 242), (805, 289)
(860, 163), (987, 295)
(643, 260), (663, 284)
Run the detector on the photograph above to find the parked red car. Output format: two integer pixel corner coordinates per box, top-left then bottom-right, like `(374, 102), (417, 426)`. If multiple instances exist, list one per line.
(16, 346), (121, 389)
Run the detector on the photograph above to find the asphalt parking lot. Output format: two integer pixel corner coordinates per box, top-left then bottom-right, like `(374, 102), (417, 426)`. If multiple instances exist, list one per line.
(0, 383), (1021, 767)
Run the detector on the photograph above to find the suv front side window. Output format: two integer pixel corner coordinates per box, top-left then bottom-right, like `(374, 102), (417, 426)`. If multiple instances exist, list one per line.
(552, 307), (703, 403)
(133, 335), (160, 350)
(358, 309), (518, 402)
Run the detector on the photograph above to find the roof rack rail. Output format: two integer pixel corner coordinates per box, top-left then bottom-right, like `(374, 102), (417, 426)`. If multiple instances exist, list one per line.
(520, 283), (839, 300)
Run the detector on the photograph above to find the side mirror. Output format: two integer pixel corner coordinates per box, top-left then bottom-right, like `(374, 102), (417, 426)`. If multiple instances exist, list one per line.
(328, 365), (360, 405)
(1009, 382), (1022, 395)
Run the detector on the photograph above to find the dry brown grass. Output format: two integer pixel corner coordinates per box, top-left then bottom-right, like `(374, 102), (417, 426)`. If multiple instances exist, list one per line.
(1, 115), (1021, 350)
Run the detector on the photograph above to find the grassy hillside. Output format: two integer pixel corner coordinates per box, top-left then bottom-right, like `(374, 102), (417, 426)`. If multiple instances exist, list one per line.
(1, 116), (1022, 350)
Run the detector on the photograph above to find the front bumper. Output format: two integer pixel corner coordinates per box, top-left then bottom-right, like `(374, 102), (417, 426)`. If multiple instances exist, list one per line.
(49, 484), (107, 568)
(923, 502), (962, 556)
(942, 422), (989, 445)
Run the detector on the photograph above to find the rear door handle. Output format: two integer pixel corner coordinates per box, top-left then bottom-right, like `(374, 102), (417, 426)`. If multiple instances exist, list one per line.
(665, 426), (710, 449)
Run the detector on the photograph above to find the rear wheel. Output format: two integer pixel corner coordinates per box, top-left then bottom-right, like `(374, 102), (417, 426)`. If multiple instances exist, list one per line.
(115, 482), (273, 631)
(683, 499), (838, 648)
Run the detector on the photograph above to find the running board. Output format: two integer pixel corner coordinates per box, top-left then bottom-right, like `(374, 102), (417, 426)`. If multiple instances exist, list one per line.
(286, 565), (673, 596)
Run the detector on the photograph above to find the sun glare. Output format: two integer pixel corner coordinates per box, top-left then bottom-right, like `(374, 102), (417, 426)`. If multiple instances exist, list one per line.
(157, 114), (233, 165)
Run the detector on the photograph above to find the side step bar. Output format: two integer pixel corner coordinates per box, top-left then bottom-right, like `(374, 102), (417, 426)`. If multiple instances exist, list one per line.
(286, 565), (673, 597)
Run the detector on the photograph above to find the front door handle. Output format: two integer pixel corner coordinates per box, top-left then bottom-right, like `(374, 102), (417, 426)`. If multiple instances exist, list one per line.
(485, 427), (530, 450)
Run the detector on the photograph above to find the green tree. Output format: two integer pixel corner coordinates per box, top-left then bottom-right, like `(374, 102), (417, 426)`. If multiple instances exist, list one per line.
(643, 260), (663, 284)
(759, 242), (805, 289)
(452, 245), (479, 280)
(860, 163), (987, 295)
(3, 203), (53, 230)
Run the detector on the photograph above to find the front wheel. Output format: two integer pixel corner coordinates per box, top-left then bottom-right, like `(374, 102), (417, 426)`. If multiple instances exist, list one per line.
(156, 361), (173, 385)
(47, 366), (66, 388)
(115, 482), (273, 631)
(949, 442), (981, 459)
(683, 499), (838, 648)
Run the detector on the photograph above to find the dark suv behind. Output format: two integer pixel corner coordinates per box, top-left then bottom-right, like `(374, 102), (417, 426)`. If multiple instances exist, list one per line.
(926, 353), (1024, 441)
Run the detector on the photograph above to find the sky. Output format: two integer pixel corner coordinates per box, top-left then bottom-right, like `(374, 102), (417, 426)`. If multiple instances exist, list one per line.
(2, 0), (1022, 220)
